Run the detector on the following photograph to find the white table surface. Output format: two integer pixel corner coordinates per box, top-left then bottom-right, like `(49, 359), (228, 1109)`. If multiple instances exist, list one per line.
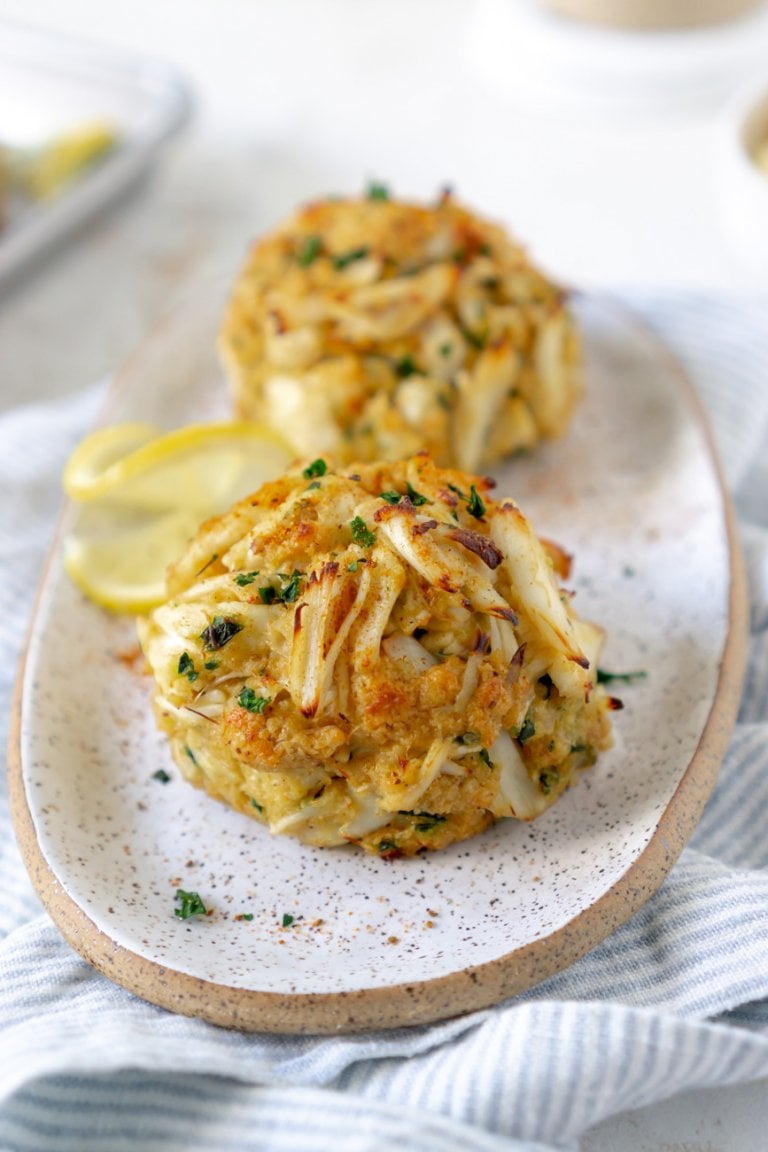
(2, 1), (767, 1147)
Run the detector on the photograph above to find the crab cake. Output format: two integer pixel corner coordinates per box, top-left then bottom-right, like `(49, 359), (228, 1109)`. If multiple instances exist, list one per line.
(219, 190), (582, 473)
(138, 454), (616, 856)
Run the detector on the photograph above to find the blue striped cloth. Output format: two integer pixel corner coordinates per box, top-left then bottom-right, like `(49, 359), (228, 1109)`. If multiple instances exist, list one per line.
(1, 294), (768, 1152)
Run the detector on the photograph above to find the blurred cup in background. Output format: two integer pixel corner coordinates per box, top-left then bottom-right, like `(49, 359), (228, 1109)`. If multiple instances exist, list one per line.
(540, 0), (760, 30)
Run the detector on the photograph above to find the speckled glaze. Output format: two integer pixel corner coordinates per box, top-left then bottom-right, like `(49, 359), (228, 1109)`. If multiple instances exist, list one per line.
(9, 292), (747, 1033)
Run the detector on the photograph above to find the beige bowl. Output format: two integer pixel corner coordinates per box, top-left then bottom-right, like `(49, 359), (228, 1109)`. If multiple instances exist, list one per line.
(541, 0), (759, 30)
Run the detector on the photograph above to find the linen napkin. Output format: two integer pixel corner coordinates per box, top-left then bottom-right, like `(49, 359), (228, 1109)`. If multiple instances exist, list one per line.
(2, 293), (768, 1152)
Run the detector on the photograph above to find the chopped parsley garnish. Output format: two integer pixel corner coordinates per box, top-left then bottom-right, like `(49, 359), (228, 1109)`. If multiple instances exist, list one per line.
(235, 571), (260, 586)
(467, 485), (486, 519)
(297, 234), (322, 267)
(282, 913), (295, 928)
(539, 769), (560, 796)
(347, 560), (360, 572)
(174, 889), (208, 920)
(251, 798), (264, 813)
(597, 668), (648, 685)
(306, 481), (322, 491)
(238, 687), (272, 714)
(478, 748), (493, 768)
(395, 354), (417, 378)
(399, 810), (447, 833)
(303, 458), (327, 479)
(350, 516), (376, 547)
(462, 326), (487, 350)
(204, 660), (220, 671)
(184, 745), (198, 766)
(240, 913), (254, 921)
(378, 838), (399, 854)
(518, 716), (536, 743)
(439, 342), (453, 357)
(447, 481), (485, 518)
(200, 615), (243, 651)
(258, 571), (303, 605)
(406, 482), (429, 506)
(152, 768), (171, 784)
(378, 483), (429, 507)
(333, 245), (369, 270)
(367, 181), (390, 201)
(279, 570), (302, 603)
(178, 652), (198, 682)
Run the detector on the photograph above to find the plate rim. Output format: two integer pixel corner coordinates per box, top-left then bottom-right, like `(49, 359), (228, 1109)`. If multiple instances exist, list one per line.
(7, 297), (749, 1034)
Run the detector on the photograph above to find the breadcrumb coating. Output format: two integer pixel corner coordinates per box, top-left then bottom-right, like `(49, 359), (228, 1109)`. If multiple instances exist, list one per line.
(138, 454), (615, 856)
(220, 190), (582, 472)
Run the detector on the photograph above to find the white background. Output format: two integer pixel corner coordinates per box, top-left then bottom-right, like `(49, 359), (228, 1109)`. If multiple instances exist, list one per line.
(1, 0), (767, 1146)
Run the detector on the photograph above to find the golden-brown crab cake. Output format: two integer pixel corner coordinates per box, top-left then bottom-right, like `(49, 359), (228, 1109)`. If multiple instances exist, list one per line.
(138, 454), (616, 857)
(219, 189), (582, 472)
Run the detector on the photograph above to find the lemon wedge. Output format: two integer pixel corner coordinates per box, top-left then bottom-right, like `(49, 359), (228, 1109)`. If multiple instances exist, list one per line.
(63, 421), (294, 614)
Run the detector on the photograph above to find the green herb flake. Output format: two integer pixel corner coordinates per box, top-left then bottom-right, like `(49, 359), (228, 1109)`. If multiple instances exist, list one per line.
(238, 687), (272, 714)
(379, 490), (402, 505)
(478, 748), (493, 769)
(539, 769), (560, 796)
(240, 913), (254, 921)
(347, 560), (360, 572)
(439, 342), (453, 357)
(395, 354), (417, 378)
(303, 458), (327, 479)
(306, 480), (322, 491)
(258, 585), (277, 605)
(251, 798), (264, 813)
(463, 327), (487, 351)
(200, 615), (243, 651)
(350, 516), (376, 547)
(152, 768), (171, 784)
(234, 571), (260, 586)
(518, 716), (536, 743)
(333, 245), (369, 270)
(467, 484), (486, 519)
(406, 482), (429, 506)
(378, 838), (399, 854)
(282, 913), (295, 928)
(447, 482), (466, 501)
(203, 660), (220, 671)
(297, 234), (322, 267)
(597, 668), (647, 685)
(184, 745), (198, 766)
(367, 181), (390, 201)
(279, 570), (302, 604)
(399, 809), (447, 833)
(174, 889), (208, 920)
(177, 652), (198, 682)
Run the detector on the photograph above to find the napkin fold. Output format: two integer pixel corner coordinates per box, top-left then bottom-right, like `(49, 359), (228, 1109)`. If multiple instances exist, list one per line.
(1, 293), (768, 1152)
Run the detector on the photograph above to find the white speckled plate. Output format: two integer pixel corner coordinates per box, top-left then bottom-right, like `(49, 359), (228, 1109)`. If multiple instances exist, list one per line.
(9, 291), (746, 1033)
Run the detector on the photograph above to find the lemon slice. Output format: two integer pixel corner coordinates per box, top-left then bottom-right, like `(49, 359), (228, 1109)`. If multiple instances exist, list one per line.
(63, 420), (294, 614)
(63, 422), (161, 500)
(64, 507), (204, 615)
(63, 421), (291, 511)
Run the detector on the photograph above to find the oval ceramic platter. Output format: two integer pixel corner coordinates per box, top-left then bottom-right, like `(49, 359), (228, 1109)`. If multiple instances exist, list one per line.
(9, 290), (747, 1034)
